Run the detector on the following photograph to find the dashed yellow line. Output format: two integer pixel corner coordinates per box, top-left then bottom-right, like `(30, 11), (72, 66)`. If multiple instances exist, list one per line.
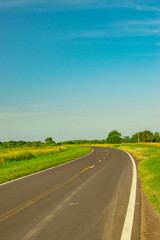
(0, 165), (92, 223)
(80, 166), (91, 173)
(0, 173), (80, 223)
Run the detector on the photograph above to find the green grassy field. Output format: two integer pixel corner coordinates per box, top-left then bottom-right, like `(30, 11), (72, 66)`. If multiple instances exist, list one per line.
(116, 143), (160, 214)
(0, 145), (92, 184)
(0, 145), (67, 163)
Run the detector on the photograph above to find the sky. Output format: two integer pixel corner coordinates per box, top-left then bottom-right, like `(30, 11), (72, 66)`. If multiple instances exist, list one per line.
(0, 0), (160, 142)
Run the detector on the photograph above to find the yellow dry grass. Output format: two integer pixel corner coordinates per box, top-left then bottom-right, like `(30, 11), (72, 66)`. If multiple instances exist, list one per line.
(117, 145), (148, 161)
(140, 142), (160, 148)
(0, 146), (67, 163)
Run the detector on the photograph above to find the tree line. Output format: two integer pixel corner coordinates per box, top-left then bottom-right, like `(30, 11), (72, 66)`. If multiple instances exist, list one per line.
(105, 130), (160, 144)
(1, 130), (160, 147)
(60, 130), (160, 144)
(0, 137), (57, 148)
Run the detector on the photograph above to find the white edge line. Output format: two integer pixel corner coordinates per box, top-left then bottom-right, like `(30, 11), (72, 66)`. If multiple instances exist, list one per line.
(120, 149), (137, 240)
(0, 149), (94, 187)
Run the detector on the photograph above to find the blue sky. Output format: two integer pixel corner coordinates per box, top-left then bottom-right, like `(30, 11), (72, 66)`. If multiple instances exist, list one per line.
(0, 0), (160, 142)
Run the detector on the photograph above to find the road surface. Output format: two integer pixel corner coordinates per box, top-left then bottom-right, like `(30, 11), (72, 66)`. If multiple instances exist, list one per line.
(0, 147), (140, 240)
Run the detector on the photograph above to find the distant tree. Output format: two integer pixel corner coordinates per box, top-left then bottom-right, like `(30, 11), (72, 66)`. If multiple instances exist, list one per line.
(65, 140), (74, 144)
(16, 141), (26, 147)
(107, 130), (121, 138)
(33, 141), (42, 147)
(106, 130), (122, 144)
(45, 137), (55, 144)
(90, 139), (99, 144)
(156, 137), (160, 142)
(131, 133), (138, 143)
(152, 132), (160, 142)
(56, 142), (62, 146)
(26, 141), (33, 147)
(7, 141), (17, 148)
(131, 130), (154, 142)
(141, 130), (153, 142)
(122, 136), (131, 143)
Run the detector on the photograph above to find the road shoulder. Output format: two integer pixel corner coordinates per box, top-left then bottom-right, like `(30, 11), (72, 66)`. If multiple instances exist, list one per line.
(141, 189), (160, 240)
(133, 156), (160, 240)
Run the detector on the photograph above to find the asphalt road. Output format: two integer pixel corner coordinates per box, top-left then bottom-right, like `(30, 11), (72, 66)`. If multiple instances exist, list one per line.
(0, 147), (140, 240)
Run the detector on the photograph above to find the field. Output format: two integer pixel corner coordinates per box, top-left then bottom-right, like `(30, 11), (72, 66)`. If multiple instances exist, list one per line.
(0, 145), (92, 184)
(89, 143), (160, 215)
(0, 145), (67, 163)
(117, 143), (160, 214)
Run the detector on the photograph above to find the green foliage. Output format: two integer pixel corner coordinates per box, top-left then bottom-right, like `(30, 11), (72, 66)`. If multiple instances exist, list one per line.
(108, 130), (121, 138)
(106, 130), (122, 143)
(131, 130), (158, 143)
(60, 139), (104, 144)
(1, 140), (43, 148)
(1, 129), (160, 150)
(45, 137), (55, 144)
(0, 139), (59, 149)
(152, 132), (160, 142)
(122, 136), (131, 143)
(117, 143), (160, 214)
(0, 146), (67, 163)
(0, 146), (92, 183)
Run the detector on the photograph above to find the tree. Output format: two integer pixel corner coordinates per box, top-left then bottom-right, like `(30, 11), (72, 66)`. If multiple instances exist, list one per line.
(106, 130), (122, 143)
(16, 141), (26, 147)
(122, 136), (131, 143)
(131, 130), (154, 142)
(45, 137), (55, 144)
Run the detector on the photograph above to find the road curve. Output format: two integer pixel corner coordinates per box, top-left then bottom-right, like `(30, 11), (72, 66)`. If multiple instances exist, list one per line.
(0, 147), (140, 240)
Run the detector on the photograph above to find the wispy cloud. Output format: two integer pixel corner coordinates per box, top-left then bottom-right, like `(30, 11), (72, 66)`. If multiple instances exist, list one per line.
(63, 18), (160, 39)
(0, 0), (159, 11)
(0, 0), (41, 8)
(0, 103), (60, 119)
(124, 52), (160, 57)
(116, 19), (160, 26)
(66, 29), (160, 39)
(110, 18), (160, 37)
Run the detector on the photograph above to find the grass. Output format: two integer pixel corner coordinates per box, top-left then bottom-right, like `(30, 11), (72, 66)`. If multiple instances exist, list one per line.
(0, 145), (92, 184)
(115, 143), (160, 214)
(0, 146), (67, 163)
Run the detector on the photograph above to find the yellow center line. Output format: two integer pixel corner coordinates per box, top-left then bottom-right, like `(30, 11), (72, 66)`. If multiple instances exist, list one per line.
(0, 164), (94, 223)
(80, 166), (92, 173)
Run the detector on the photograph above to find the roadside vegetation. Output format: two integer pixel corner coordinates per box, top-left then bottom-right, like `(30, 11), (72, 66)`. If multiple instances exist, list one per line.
(89, 142), (160, 215)
(59, 129), (160, 144)
(116, 143), (160, 214)
(0, 146), (67, 163)
(1, 130), (160, 215)
(0, 145), (92, 184)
